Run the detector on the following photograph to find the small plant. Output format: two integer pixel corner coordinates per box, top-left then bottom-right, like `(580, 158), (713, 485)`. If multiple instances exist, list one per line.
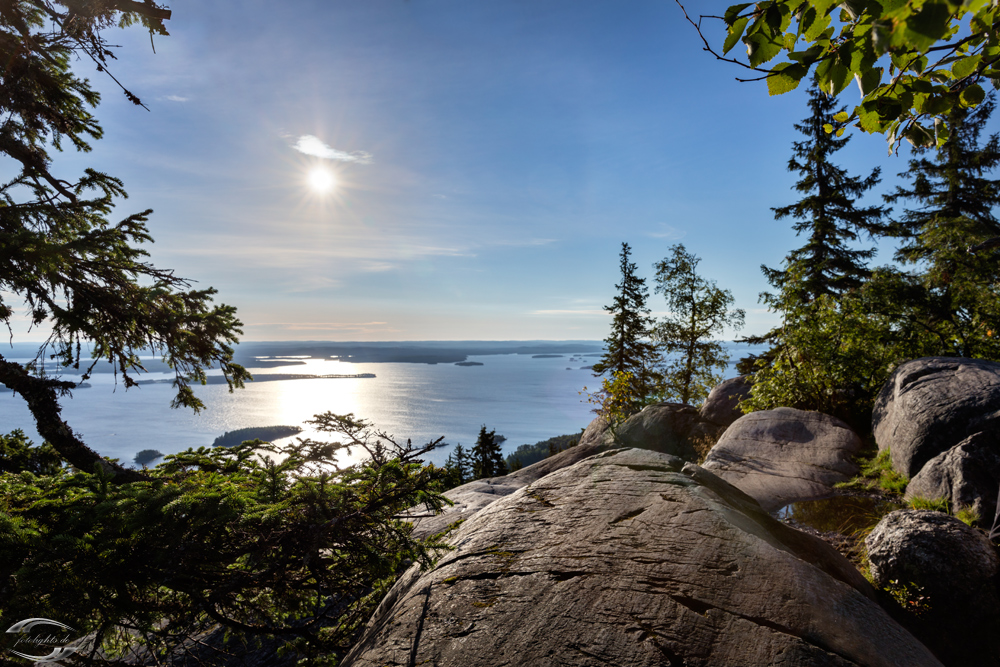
(956, 505), (981, 527)
(908, 495), (950, 513)
(884, 579), (931, 617)
(835, 449), (908, 495)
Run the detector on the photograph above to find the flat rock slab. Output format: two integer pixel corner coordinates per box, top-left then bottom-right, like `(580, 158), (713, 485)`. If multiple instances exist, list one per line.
(344, 449), (940, 667)
(701, 407), (862, 511)
(873, 357), (1000, 478)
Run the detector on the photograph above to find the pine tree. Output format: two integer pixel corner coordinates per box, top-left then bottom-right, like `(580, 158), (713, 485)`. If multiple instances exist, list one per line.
(471, 425), (507, 480)
(591, 242), (661, 413)
(653, 244), (745, 405)
(885, 97), (1000, 358)
(763, 83), (890, 304)
(444, 443), (472, 487)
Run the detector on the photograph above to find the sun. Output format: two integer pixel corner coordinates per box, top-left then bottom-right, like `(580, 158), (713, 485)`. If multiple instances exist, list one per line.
(307, 167), (336, 193)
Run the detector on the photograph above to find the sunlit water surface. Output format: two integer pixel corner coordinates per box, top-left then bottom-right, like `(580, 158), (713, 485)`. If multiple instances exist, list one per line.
(0, 355), (605, 466)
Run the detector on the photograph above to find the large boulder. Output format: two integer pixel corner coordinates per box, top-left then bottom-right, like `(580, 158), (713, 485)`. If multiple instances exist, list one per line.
(699, 375), (752, 427)
(873, 357), (1000, 478)
(905, 431), (1000, 526)
(701, 407), (862, 511)
(866, 510), (1000, 666)
(414, 405), (717, 540)
(344, 449), (941, 667)
(608, 402), (704, 460)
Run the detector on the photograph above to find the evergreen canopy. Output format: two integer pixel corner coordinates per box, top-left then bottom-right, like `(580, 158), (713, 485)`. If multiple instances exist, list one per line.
(0, 0), (248, 481)
(764, 83), (890, 303)
(591, 242), (660, 413)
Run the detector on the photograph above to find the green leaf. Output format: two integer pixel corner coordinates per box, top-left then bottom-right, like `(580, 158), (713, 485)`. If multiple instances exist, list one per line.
(961, 84), (986, 106)
(767, 62), (809, 95)
(903, 1), (955, 52)
(823, 123), (835, 133)
(951, 54), (982, 79)
(745, 32), (783, 67)
(803, 8), (832, 41)
(856, 67), (883, 96)
(903, 123), (934, 147)
(836, 127), (846, 137)
(833, 111), (850, 122)
(816, 59), (851, 96)
(724, 3), (753, 24)
(724, 17), (751, 54)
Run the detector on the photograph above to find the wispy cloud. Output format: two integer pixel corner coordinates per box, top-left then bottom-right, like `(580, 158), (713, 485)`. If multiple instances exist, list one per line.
(530, 309), (608, 316)
(164, 95), (189, 102)
(647, 224), (684, 240)
(293, 135), (373, 164)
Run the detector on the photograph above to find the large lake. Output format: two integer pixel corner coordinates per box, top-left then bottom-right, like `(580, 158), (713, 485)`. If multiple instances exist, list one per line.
(0, 342), (758, 467)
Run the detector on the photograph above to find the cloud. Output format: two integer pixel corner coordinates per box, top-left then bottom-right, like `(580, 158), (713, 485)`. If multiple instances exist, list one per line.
(530, 309), (608, 316)
(164, 95), (189, 102)
(647, 224), (685, 240)
(293, 135), (373, 164)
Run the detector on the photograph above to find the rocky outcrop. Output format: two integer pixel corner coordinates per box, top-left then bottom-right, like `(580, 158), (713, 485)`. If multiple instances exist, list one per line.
(701, 407), (862, 511)
(606, 402), (706, 460)
(345, 449), (941, 667)
(413, 400), (725, 540)
(699, 374), (752, 427)
(866, 510), (1000, 666)
(905, 431), (1000, 526)
(873, 357), (1000, 478)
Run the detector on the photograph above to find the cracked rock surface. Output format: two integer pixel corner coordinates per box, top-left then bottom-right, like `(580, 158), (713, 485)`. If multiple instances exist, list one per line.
(873, 357), (1000, 478)
(701, 408), (862, 511)
(343, 449), (940, 667)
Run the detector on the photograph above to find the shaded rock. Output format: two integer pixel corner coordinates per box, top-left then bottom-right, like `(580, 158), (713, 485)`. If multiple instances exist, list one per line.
(866, 510), (1000, 666)
(699, 375), (752, 427)
(873, 357), (1000, 478)
(344, 449), (940, 667)
(905, 431), (1000, 526)
(702, 407), (862, 511)
(608, 402), (703, 460)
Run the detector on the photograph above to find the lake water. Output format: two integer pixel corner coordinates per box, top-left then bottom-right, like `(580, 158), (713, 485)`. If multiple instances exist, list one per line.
(0, 344), (758, 467)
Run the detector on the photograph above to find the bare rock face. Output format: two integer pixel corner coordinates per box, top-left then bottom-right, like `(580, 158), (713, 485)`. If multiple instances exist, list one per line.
(608, 402), (704, 460)
(873, 357), (1000, 478)
(905, 431), (1000, 526)
(345, 449), (941, 667)
(701, 407), (862, 511)
(413, 404), (718, 540)
(865, 510), (1000, 666)
(699, 375), (752, 427)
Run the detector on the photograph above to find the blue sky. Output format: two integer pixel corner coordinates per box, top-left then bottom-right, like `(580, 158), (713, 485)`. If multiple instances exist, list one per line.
(34, 0), (994, 341)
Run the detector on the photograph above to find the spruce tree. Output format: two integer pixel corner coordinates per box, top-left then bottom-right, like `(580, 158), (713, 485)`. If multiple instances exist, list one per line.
(591, 242), (661, 413)
(471, 425), (507, 480)
(444, 443), (472, 487)
(763, 83), (890, 303)
(885, 97), (1000, 358)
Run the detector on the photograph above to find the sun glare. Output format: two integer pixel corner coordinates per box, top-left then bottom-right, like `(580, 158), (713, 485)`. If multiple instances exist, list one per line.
(307, 167), (336, 193)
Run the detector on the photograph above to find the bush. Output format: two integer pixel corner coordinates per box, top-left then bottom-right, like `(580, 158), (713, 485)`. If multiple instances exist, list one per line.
(0, 414), (449, 665)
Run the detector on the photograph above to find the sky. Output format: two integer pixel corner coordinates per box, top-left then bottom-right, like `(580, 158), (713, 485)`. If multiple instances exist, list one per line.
(25, 0), (1000, 342)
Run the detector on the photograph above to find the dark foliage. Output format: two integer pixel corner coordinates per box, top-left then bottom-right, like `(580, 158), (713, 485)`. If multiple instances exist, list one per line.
(591, 242), (661, 413)
(212, 425), (303, 449)
(504, 433), (580, 470)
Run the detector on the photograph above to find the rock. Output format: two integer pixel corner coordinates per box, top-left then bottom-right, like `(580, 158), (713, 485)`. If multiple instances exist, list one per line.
(344, 449), (942, 667)
(701, 407), (862, 511)
(873, 357), (1000, 478)
(905, 431), (1000, 526)
(865, 510), (1000, 666)
(607, 402), (704, 460)
(699, 375), (752, 427)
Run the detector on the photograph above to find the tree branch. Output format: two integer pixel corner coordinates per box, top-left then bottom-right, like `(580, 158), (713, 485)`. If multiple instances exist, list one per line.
(0, 354), (147, 482)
